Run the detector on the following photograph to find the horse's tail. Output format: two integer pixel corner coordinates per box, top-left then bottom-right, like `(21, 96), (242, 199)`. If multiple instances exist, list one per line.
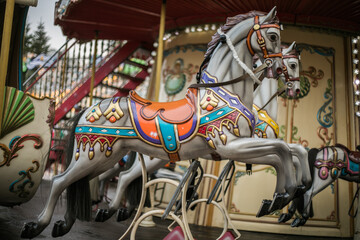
(65, 110), (92, 221)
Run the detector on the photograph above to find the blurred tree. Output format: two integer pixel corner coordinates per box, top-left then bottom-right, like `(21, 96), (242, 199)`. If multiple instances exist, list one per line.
(30, 20), (51, 55)
(23, 23), (33, 55)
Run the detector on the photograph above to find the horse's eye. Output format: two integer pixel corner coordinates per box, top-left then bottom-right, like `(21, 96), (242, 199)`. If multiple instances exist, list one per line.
(269, 34), (277, 41)
(290, 63), (296, 69)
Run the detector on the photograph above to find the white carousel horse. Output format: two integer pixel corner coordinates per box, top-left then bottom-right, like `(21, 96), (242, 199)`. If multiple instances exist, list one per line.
(252, 43), (312, 216)
(21, 8), (296, 238)
(280, 144), (360, 227)
(0, 87), (53, 206)
(94, 42), (305, 222)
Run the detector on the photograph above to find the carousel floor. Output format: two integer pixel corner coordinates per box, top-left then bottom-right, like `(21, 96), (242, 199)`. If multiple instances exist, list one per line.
(0, 179), (353, 240)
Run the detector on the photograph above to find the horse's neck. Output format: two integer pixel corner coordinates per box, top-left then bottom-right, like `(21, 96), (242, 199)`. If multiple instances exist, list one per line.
(253, 77), (278, 120)
(206, 40), (254, 109)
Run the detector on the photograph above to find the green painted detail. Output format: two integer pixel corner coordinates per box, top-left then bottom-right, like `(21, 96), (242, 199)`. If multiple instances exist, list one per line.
(265, 167), (277, 176)
(278, 125), (286, 140)
(279, 75), (311, 99)
(1, 87), (35, 138)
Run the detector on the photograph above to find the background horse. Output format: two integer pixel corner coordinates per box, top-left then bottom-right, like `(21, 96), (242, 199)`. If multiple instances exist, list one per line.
(21, 7), (293, 238)
(279, 144), (360, 227)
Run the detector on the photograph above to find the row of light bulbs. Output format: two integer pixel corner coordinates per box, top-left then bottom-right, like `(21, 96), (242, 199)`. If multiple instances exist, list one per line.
(353, 37), (360, 118)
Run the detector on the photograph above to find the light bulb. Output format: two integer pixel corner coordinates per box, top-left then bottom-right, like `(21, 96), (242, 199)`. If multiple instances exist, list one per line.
(354, 59), (359, 64)
(356, 100), (360, 106)
(185, 27), (190, 33)
(151, 51), (156, 57)
(355, 78), (360, 85)
(211, 24), (216, 30)
(355, 90), (360, 95)
(356, 111), (360, 117)
(153, 42), (158, 48)
(354, 49), (359, 55)
(191, 26), (195, 32)
(355, 69), (360, 74)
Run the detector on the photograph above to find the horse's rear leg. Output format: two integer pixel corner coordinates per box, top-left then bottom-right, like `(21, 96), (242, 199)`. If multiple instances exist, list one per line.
(95, 155), (168, 222)
(21, 171), (81, 238)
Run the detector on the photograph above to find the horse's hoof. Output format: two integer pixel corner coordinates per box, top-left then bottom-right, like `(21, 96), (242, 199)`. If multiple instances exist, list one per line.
(291, 218), (301, 227)
(21, 222), (41, 239)
(117, 208), (132, 222)
(256, 199), (272, 217)
(294, 185), (306, 197)
(52, 220), (70, 237)
(95, 209), (112, 222)
(268, 193), (288, 212)
(278, 213), (292, 223)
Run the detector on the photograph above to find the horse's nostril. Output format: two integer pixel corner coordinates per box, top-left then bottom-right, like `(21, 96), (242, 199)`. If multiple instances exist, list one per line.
(276, 67), (282, 74)
(296, 89), (300, 94)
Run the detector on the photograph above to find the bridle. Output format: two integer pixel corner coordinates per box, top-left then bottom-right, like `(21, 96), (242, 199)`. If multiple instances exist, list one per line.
(193, 14), (282, 88)
(282, 53), (300, 88)
(246, 15), (282, 68)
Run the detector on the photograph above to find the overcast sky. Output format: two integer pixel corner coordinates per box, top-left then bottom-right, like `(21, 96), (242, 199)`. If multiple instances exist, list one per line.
(27, 0), (66, 50)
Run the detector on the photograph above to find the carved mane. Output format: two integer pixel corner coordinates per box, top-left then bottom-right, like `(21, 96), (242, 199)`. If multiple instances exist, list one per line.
(204, 10), (279, 58)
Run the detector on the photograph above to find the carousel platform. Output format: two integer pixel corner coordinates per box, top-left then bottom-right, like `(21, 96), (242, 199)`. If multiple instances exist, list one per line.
(0, 179), (352, 240)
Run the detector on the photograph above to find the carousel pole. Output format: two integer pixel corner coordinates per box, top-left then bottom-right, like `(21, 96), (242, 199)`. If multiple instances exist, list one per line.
(154, 0), (166, 101)
(0, 0), (16, 136)
(89, 31), (98, 106)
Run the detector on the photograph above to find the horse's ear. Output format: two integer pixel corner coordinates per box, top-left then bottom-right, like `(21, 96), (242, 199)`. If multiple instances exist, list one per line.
(260, 6), (277, 24)
(283, 41), (296, 55)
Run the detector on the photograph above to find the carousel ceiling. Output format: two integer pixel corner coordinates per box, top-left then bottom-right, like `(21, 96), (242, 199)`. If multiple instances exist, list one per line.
(54, 0), (360, 41)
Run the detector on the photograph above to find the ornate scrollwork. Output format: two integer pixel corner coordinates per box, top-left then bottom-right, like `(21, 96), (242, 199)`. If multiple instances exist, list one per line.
(9, 160), (40, 198)
(291, 126), (309, 148)
(317, 78), (333, 128)
(317, 126), (334, 147)
(301, 66), (324, 88)
(0, 134), (43, 167)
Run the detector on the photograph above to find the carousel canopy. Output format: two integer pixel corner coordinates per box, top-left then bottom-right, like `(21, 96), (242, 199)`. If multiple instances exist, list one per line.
(55, 0), (360, 42)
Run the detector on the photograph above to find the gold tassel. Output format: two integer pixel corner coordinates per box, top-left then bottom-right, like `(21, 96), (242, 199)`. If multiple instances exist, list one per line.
(105, 150), (112, 157)
(75, 152), (80, 160)
(88, 150), (94, 160)
(208, 139), (216, 149)
(233, 127), (240, 136)
(220, 133), (227, 145)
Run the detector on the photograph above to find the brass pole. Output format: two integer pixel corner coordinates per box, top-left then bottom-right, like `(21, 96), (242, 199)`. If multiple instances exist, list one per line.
(154, 0), (166, 101)
(89, 32), (98, 106)
(0, 0), (16, 136)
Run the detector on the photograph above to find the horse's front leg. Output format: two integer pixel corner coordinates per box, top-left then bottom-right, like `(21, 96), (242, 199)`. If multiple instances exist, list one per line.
(289, 143), (312, 193)
(215, 137), (297, 214)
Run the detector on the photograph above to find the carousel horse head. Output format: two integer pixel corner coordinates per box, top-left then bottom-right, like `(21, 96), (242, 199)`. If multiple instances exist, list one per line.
(281, 42), (301, 97)
(203, 7), (283, 84)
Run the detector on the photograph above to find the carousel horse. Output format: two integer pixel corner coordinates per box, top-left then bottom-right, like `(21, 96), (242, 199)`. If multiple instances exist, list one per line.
(279, 144), (360, 227)
(21, 7), (296, 238)
(0, 87), (54, 206)
(252, 43), (312, 216)
(94, 42), (305, 223)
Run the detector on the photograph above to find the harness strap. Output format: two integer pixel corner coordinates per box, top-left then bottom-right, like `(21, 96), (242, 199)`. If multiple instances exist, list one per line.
(190, 62), (268, 89)
(257, 85), (286, 112)
(246, 16), (282, 59)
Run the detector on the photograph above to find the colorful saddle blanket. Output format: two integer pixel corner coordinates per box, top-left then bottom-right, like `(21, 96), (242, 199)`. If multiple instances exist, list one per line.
(128, 88), (199, 161)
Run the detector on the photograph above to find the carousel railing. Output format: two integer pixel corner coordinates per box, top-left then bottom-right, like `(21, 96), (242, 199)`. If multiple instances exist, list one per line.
(24, 39), (151, 123)
(24, 39), (121, 103)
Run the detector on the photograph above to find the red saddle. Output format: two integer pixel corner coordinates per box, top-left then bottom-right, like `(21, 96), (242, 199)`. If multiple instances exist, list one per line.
(129, 89), (197, 124)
